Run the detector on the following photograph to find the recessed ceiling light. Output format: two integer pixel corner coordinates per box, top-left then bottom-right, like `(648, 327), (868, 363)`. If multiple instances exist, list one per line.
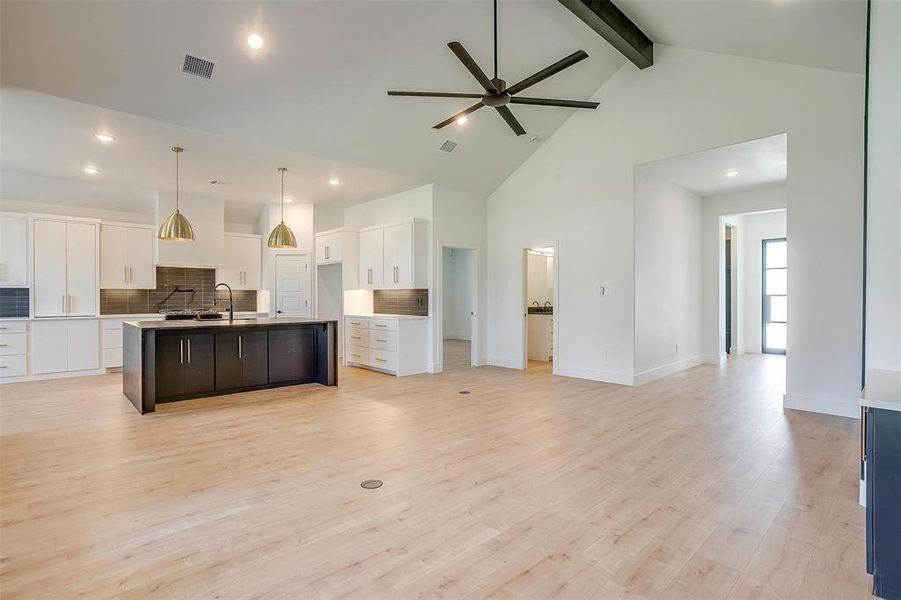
(83, 166), (101, 175)
(724, 169), (739, 177)
(456, 116), (468, 125)
(247, 33), (264, 49)
(328, 177), (340, 186)
(94, 133), (115, 143)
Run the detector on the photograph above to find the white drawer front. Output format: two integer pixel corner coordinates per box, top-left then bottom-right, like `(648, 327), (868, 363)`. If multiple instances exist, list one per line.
(0, 322), (27, 334)
(0, 333), (27, 355)
(369, 349), (398, 372)
(368, 330), (397, 352)
(345, 317), (370, 329)
(103, 329), (123, 349)
(346, 327), (369, 347)
(0, 354), (27, 377)
(102, 318), (125, 331)
(369, 318), (398, 332)
(345, 345), (370, 366)
(103, 348), (123, 368)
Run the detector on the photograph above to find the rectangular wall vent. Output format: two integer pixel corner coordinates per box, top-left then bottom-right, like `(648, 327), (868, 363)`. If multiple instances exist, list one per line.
(183, 54), (214, 79)
(439, 140), (458, 153)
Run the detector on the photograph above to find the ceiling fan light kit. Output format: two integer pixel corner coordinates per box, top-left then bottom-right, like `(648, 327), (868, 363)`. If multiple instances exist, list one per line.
(387, 0), (599, 136)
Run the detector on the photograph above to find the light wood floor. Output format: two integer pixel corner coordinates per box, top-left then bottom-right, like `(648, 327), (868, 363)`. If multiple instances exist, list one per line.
(1, 354), (869, 599)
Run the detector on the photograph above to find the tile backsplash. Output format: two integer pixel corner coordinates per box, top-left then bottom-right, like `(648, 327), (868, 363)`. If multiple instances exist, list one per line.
(0, 288), (29, 318)
(100, 266), (258, 315)
(373, 289), (429, 317)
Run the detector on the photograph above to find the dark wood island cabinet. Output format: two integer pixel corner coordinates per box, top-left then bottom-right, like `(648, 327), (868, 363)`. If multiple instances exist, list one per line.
(123, 318), (337, 414)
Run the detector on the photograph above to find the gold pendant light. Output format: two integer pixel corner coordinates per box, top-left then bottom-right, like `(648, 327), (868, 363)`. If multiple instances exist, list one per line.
(158, 146), (195, 242)
(267, 167), (297, 248)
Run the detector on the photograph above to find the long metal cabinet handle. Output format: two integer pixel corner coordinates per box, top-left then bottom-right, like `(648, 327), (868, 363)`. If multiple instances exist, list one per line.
(180, 339), (184, 364)
(129, 267), (133, 283)
(238, 335), (242, 359)
(124, 266), (127, 283)
(187, 338), (191, 363)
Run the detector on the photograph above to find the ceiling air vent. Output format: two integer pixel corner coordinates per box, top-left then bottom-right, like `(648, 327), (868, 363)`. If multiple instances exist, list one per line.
(183, 54), (214, 79)
(439, 140), (458, 153)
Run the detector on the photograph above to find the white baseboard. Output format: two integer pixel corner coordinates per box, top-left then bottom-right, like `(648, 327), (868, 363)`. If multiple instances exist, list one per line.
(486, 356), (523, 369)
(633, 356), (702, 385)
(702, 354), (726, 365)
(783, 393), (860, 419)
(0, 368), (108, 384)
(553, 363), (634, 386)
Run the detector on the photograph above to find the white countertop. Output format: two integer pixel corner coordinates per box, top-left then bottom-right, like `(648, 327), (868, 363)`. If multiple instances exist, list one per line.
(0, 311), (269, 322)
(345, 313), (429, 320)
(861, 369), (901, 412)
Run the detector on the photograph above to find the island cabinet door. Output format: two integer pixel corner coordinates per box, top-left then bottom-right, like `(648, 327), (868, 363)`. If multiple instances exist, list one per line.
(183, 334), (215, 395)
(241, 331), (269, 387)
(155, 335), (186, 399)
(215, 333), (243, 391)
(268, 328), (315, 384)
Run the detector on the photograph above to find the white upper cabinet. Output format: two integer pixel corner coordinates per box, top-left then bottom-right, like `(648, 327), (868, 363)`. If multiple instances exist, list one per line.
(358, 229), (384, 290)
(100, 224), (155, 289)
(33, 218), (98, 317)
(380, 221), (428, 290)
(220, 234), (262, 290)
(357, 221), (427, 290)
(315, 231), (343, 265)
(0, 214), (28, 287)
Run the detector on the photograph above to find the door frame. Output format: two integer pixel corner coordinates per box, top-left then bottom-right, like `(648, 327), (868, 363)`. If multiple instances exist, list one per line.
(435, 242), (480, 372)
(521, 241), (559, 371)
(274, 252), (312, 317)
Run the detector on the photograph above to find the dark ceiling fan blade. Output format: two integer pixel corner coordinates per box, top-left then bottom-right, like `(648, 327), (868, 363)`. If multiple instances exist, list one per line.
(433, 102), (485, 129)
(506, 50), (589, 96)
(388, 91), (484, 99)
(447, 42), (498, 93)
(510, 96), (599, 109)
(495, 106), (526, 136)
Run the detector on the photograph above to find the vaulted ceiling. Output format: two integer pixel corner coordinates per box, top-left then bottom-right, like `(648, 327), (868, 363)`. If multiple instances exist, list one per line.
(0, 0), (866, 210)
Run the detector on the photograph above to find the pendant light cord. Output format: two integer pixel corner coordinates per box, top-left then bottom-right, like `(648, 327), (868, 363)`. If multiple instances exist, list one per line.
(175, 149), (179, 212)
(280, 168), (286, 223)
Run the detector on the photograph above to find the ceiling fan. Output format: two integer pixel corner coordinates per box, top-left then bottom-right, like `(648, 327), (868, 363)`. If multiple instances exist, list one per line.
(387, 0), (599, 136)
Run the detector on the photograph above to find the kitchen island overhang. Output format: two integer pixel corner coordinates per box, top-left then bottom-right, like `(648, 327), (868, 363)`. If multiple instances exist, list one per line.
(123, 317), (337, 414)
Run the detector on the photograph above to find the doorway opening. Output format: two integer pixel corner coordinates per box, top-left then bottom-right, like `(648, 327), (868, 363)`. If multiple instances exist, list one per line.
(523, 245), (556, 372)
(440, 246), (478, 371)
(275, 253), (312, 318)
(725, 224), (737, 355)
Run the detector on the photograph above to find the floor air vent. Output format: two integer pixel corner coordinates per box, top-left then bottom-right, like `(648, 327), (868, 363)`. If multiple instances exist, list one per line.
(183, 55), (214, 79)
(439, 140), (458, 153)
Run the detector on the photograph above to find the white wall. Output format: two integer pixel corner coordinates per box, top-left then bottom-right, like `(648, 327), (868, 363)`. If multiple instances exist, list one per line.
(866, 0), (901, 373)
(702, 186), (788, 363)
(434, 185), (487, 367)
(527, 254), (554, 306)
(737, 210), (787, 354)
(442, 248), (474, 341)
(156, 191), (224, 268)
(633, 176), (703, 382)
(486, 45), (863, 416)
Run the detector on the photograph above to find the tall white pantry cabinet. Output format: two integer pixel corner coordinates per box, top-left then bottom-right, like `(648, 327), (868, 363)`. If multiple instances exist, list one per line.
(32, 217), (98, 317)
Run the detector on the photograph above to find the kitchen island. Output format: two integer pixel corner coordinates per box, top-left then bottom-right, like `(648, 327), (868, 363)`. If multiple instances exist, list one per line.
(123, 317), (337, 414)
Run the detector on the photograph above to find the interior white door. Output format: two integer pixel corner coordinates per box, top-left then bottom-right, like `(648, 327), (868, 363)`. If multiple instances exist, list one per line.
(65, 222), (97, 316)
(126, 227), (155, 288)
(275, 254), (311, 317)
(0, 215), (28, 286)
(358, 229), (383, 289)
(67, 319), (100, 371)
(31, 320), (69, 374)
(382, 223), (412, 288)
(32, 219), (68, 317)
(100, 225), (128, 288)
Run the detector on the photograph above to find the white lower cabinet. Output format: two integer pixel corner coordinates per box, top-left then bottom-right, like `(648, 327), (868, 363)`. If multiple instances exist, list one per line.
(0, 321), (27, 378)
(32, 319), (99, 374)
(101, 316), (163, 368)
(344, 315), (428, 376)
